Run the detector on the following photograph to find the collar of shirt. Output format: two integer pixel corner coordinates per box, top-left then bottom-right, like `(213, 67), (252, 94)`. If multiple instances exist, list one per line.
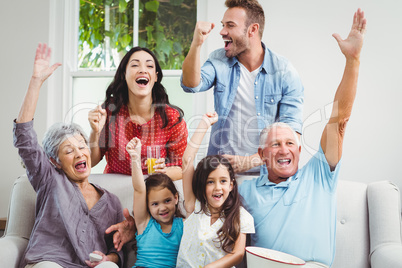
(256, 169), (300, 188)
(227, 42), (268, 76)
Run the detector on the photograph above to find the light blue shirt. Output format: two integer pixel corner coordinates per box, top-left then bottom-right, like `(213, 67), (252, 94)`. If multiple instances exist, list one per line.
(239, 145), (341, 267)
(135, 216), (183, 268)
(181, 42), (304, 156)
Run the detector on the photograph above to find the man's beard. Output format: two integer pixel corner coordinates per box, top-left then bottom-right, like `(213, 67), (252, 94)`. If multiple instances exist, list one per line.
(224, 35), (248, 58)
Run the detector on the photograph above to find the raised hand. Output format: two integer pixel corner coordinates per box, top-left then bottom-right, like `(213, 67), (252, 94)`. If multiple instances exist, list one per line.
(332, 8), (367, 60)
(202, 111), (218, 127)
(32, 43), (61, 82)
(17, 43), (61, 123)
(126, 137), (141, 164)
(192, 21), (215, 46)
(88, 105), (107, 134)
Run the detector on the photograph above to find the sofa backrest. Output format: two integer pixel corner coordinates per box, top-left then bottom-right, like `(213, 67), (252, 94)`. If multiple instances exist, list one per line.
(4, 174), (372, 268)
(333, 180), (370, 268)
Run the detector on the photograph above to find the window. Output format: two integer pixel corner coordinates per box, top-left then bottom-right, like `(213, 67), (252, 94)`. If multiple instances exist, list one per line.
(78, 0), (196, 70)
(60, 0), (198, 173)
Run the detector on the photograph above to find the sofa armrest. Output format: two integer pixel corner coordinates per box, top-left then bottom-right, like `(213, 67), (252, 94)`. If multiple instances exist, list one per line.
(368, 180), (402, 268)
(370, 243), (402, 268)
(0, 236), (29, 268)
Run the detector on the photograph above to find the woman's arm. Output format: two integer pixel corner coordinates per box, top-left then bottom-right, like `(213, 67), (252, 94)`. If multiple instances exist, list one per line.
(165, 166), (183, 181)
(182, 112), (218, 216)
(163, 111), (188, 181)
(88, 105), (107, 167)
(204, 233), (247, 268)
(126, 137), (150, 234)
(17, 43), (61, 123)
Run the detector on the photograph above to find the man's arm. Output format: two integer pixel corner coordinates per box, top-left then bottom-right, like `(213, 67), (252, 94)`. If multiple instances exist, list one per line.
(321, 8), (366, 170)
(182, 21), (214, 88)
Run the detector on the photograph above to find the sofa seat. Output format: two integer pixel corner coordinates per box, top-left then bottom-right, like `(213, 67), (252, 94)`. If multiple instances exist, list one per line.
(0, 174), (401, 268)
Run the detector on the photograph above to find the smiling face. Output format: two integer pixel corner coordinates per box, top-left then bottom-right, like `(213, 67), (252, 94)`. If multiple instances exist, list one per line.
(259, 127), (301, 184)
(220, 7), (250, 58)
(125, 50), (158, 100)
(147, 186), (178, 226)
(205, 164), (233, 214)
(55, 134), (91, 182)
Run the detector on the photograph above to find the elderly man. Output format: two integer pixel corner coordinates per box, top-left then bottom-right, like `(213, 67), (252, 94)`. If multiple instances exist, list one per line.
(239, 9), (366, 268)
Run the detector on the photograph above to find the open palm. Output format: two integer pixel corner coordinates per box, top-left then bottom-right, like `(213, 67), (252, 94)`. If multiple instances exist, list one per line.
(333, 8), (367, 60)
(32, 43), (61, 82)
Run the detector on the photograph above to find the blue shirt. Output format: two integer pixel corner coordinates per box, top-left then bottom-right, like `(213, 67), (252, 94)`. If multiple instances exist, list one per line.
(239, 145), (341, 267)
(135, 216), (183, 268)
(181, 42), (304, 156)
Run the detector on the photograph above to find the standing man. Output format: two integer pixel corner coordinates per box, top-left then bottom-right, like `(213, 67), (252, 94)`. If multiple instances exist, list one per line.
(181, 0), (304, 174)
(239, 9), (366, 267)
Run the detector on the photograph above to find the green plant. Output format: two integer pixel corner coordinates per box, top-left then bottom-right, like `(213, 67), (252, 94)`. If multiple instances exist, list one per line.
(79, 0), (196, 70)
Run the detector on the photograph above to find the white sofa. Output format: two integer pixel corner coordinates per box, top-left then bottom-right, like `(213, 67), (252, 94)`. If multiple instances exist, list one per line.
(0, 174), (402, 268)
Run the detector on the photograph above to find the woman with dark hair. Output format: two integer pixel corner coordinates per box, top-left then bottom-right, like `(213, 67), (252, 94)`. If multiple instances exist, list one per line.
(88, 47), (188, 180)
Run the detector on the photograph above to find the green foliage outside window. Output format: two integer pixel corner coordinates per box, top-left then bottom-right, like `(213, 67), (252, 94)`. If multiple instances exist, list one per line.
(79, 0), (196, 70)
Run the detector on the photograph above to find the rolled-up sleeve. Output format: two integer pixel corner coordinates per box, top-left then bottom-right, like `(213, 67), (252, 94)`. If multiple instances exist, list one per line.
(278, 63), (304, 134)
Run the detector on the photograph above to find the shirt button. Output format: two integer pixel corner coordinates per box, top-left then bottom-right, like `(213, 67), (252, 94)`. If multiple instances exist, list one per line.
(271, 98), (274, 103)
(340, 219), (346, 224)
(255, 96), (259, 99)
(254, 81), (258, 85)
(82, 230), (85, 233)
(257, 113), (261, 116)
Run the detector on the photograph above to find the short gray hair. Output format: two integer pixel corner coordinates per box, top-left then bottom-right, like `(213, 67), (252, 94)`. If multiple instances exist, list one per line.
(259, 122), (300, 149)
(42, 122), (89, 164)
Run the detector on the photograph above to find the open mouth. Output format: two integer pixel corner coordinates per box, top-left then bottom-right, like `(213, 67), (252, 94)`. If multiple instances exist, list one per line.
(277, 159), (291, 166)
(213, 194), (223, 200)
(160, 211), (169, 217)
(136, 77), (149, 86)
(224, 39), (233, 49)
(75, 160), (87, 171)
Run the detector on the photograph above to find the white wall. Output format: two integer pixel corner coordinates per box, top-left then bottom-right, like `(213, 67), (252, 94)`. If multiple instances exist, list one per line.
(0, 0), (51, 218)
(203, 0), (402, 202)
(2, 0), (402, 218)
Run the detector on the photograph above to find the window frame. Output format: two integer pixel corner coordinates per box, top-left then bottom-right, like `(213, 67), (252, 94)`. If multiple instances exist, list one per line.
(49, 0), (210, 126)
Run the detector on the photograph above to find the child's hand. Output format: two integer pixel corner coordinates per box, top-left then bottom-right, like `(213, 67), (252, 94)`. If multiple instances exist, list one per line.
(126, 137), (141, 161)
(202, 111), (218, 127)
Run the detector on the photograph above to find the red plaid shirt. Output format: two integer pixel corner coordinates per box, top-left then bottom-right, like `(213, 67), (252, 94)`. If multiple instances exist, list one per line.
(99, 104), (188, 175)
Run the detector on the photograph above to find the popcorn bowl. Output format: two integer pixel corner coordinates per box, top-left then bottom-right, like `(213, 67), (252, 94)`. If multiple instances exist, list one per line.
(246, 246), (306, 267)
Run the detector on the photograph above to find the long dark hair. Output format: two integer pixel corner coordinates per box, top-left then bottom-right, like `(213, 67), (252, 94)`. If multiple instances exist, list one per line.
(103, 46), (183, 128)
(145, 173), (185, 219)
(192, 155), (241, 253)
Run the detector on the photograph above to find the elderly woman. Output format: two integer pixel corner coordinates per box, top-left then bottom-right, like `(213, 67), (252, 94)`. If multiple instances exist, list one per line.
(14, 43), (124, 268)
(88, 47), (188, 180)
